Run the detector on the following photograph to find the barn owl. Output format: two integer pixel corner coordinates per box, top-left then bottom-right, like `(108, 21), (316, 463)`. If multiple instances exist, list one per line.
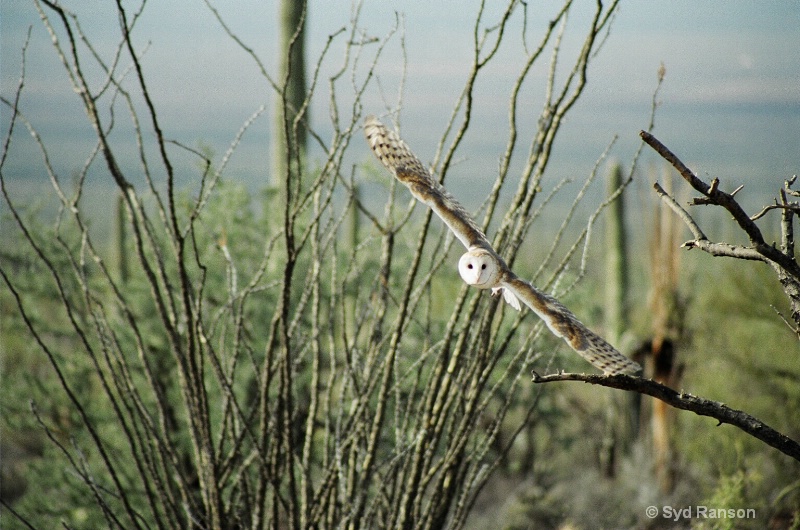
(364, 115), (641, 375)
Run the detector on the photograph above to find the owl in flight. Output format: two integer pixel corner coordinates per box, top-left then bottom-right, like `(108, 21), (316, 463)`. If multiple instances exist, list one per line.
(364, 115), (641, 375)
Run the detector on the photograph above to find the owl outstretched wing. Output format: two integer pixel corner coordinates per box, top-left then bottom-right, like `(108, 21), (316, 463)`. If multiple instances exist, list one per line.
(503, 276), (641, 375)
(363, 115), (493, 253)
(365, 115), (641, 375)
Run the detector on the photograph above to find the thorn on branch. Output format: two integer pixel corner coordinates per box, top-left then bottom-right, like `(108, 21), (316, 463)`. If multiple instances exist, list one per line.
(786, 175), (800, 197)
(708, 178), (719, 195)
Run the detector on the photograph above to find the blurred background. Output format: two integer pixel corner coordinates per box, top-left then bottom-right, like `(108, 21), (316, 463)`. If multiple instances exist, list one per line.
(2, 2), (799, 528)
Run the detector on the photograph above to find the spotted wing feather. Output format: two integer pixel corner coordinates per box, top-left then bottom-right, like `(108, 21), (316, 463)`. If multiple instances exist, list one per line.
(364, 115), (492, 252)
(503, 276), (641, 375)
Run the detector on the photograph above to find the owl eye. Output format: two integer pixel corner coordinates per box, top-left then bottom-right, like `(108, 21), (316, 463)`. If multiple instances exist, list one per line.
(481, 264), (486, 270)
(467, 264), (473, 269)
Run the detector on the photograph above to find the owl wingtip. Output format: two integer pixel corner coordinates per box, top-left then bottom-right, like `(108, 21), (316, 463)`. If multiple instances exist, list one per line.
(604, 361), (643, 376)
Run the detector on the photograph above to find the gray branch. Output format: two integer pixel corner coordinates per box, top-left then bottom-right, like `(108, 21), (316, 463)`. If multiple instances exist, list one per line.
(652, 181), (706, 240)
(641, 130), (800, 278)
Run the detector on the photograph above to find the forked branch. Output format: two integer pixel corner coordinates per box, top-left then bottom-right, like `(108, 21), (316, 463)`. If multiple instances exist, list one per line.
(642, 131), (800, 332)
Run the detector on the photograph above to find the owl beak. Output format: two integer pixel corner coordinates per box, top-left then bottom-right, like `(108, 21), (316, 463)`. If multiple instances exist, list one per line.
(462, 262), (482, 284)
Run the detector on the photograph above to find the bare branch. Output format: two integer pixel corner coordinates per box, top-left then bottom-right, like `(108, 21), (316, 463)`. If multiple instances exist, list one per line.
(653, 181), (706, 240)
(681, 238), (767, 261)
(750, 200), (800, 222)
(641, 130), (800, 279)
(531, 371), (800, 462)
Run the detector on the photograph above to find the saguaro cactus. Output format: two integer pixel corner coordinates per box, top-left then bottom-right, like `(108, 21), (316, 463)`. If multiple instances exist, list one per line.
(273, 0), (308, 192)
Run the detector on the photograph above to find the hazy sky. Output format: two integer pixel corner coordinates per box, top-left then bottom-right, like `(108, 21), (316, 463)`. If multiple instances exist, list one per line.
(2, 1), (799, 214)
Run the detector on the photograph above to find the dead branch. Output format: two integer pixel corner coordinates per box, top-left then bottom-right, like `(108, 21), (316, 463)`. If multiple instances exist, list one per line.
(641, 130), (800, 276)
(531, 371), (800, 462)
(642, 131), (800, 333)
(652, 181), (706, 241)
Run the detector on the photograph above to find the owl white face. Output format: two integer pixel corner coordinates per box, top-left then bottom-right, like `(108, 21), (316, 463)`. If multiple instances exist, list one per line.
(458, 249), (500, 289)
